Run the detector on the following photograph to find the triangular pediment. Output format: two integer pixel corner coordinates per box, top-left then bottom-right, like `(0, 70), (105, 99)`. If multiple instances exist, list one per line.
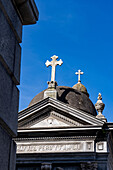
(18, 97), (104, 129)
(31, 117), (68, 127)
(26, 111), (83, 128)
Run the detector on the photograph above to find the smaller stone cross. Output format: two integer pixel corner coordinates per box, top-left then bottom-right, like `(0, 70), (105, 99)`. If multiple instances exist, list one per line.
(45, 55), (63, 82)
(75, 69), (84, 83)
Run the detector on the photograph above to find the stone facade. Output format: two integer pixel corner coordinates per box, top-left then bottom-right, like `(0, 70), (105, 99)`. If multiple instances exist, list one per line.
(0, 0), (38, 169)
(15, 97), (113, 170)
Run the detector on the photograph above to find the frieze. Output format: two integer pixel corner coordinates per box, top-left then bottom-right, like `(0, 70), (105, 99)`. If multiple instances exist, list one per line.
(16, 141), (94, 153)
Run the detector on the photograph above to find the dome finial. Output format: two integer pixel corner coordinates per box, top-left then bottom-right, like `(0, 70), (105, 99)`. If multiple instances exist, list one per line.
(97, 93), (102, 100)
(75, 69), (84, 83)
(95, 93), (107, 122)
(73, 70), (89, 97)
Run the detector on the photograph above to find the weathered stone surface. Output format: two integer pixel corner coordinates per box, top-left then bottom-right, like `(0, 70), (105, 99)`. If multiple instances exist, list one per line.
(29, 86), (97, 116)
(0, 7), (21, 84)
(0, 7), (15, 69)
(13, 42), (21, 84)
(81, 162), (98, 170)
(0, 125), (10, 169)
(9, 140), (16, 170)
(0, 124), (16, 170)
(97, 163), (107, 170)
(0, 62), (18, 136)
(0, 0), (22, 42)
(0, 0), (38, 169)
(16, 140), (95, 154)
(16, 166), (40, 170)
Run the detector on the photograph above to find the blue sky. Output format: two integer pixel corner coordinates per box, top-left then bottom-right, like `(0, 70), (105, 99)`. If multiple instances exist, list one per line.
(19, 0), (113, 122)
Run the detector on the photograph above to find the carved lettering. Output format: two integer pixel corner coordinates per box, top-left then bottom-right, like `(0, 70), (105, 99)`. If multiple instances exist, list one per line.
(16, 141), (95, 154)
(17, 142), (84, 153)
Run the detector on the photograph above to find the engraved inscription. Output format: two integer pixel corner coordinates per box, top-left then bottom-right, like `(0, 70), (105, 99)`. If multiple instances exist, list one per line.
(17, 142), (82, 153)
(16, 141), (94, 154)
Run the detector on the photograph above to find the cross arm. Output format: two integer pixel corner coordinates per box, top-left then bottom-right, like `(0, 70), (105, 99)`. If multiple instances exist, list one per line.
(45, 60), (51, 67)
(55, 59), (63, 66)
(75, 72), (79, 75)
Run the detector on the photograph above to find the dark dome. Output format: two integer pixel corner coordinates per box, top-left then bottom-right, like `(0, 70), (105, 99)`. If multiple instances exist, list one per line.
(29, 86), (97, 116)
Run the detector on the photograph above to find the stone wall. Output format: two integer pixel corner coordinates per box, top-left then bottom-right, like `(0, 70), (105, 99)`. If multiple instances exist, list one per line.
(0, 0), (38, 169)
(107, 132), (113, 170)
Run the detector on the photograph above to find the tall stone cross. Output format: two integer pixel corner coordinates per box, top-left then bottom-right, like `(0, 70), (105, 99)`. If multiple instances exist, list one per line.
(75, 69), (84, 83)
(45, 55), (63, 82)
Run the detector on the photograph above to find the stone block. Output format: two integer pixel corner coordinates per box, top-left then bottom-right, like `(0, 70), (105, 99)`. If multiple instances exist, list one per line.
(0, 125), (10, 169)
(0, 8), (21, 84)
(0, 62), (18, 136)
(0, 124), (16, 170)
(98, 163), (107, 170)
(0, 7), (15, 69)
(0, 0), (22, 42)
(9, 140), (16, 170)
(13, 42), (21, 84)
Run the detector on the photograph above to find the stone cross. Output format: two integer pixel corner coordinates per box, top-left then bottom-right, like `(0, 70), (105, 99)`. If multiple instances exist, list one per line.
(75, 69), (84, 83)
(45, 55), (63, 82)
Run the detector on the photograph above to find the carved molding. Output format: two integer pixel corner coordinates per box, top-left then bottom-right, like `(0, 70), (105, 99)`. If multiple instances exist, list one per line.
(18, 97), (104, 128)
(51, 111), (83, 126)
(22, 113), (49, 128)
(15, 135), (96, 141)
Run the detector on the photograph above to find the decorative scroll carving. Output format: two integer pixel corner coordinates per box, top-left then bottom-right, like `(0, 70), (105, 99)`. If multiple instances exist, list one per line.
(81, 162), (97, 170)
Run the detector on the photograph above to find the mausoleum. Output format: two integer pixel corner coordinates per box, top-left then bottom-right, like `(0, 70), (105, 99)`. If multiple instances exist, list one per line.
(15, 55), (113, 170)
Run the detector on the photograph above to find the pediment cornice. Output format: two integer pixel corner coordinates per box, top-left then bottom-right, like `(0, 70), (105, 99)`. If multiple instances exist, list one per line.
(18, 97), (104, 127)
